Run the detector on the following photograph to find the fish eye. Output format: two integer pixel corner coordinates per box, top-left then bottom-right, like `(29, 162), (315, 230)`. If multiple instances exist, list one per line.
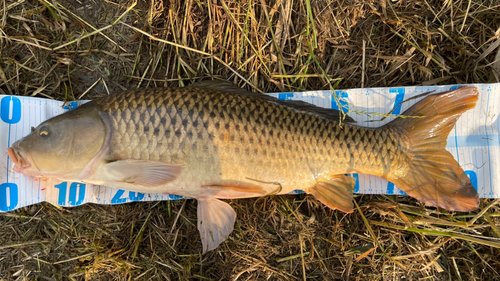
(39, 125), (50, 137)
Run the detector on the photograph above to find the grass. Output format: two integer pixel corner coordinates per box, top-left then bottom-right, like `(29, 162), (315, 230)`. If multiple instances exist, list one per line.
(1, 0), (500, 279)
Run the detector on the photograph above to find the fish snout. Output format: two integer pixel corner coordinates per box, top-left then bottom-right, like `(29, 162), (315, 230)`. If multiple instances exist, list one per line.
(7, 146), (31, 173)
(7, 147), (19, 166)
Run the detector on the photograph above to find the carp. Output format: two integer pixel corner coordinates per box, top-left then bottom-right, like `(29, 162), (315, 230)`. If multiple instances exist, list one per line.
(7, 82), (479, 253)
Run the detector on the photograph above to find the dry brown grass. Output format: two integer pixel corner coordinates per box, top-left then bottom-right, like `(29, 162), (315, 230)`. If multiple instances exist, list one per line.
(1, 0), (500, 280)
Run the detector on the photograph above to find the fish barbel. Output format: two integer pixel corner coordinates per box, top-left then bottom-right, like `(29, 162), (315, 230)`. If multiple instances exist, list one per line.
(7, 81), (480, 253)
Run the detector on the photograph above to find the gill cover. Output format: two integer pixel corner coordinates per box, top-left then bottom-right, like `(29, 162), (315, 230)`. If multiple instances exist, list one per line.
(11, 104), (107, 177)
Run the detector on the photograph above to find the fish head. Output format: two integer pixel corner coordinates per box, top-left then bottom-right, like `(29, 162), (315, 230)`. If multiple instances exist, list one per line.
(7, 106), (107, 178)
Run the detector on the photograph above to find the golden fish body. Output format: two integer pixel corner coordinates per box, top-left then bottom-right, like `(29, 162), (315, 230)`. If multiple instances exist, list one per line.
(89, 87), (405, 198)
(7, 82), (480, 253)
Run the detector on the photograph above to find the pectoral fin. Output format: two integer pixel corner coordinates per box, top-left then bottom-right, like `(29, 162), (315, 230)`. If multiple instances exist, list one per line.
(197, 197), (236, 254)
(104, 159), (183, 187)
(308, 175), (355, 213)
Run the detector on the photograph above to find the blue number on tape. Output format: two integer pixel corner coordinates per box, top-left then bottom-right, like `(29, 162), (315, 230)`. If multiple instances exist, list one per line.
(55, 182), (86, 206)
(351, 173), (359, 193)
(54, 182), (67, 206)
(111, 190), (145, 203)
(389, 88), (405, 115)
(63, 101), (80, 110)
(111, 189), (127, 204)
(129, 191), (145, 201)
(332, 91), (349, 113)
(1, 96), (21, 124)
(68, 183), (86, 206)
(0, 183), (18, 211)
(465, 170), (478, 191)
(278, 93), (293, 100)
(387, 182), (407, 195)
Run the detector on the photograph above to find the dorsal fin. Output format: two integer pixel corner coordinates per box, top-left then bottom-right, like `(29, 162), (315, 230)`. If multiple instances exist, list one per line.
(189, 80), (356, 123)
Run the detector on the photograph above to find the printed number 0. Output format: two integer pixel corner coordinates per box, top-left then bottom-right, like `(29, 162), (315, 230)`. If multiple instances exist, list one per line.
(54, 182), (86, 206)
(1, 96), (21, 124)
(0, 183), (18, 211)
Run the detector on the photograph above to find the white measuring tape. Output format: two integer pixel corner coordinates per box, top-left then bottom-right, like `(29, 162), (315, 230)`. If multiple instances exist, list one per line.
(1, 83), (498, 211)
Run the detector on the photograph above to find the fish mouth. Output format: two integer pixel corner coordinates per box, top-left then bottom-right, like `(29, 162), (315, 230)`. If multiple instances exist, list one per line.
(7, 147), (31, 173)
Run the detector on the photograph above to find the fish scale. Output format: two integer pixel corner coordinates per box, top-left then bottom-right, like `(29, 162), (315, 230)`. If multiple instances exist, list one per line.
(89, 87), (407, 194)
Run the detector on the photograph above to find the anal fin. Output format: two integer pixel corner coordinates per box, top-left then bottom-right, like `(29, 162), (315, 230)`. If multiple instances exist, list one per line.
(308, 175), (355, 213)
(197, 197), (236, 254)
(204, 179), (270, 199)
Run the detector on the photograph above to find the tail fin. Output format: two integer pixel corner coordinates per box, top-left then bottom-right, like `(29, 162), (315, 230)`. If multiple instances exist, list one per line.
(386, 86), (479, 212)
